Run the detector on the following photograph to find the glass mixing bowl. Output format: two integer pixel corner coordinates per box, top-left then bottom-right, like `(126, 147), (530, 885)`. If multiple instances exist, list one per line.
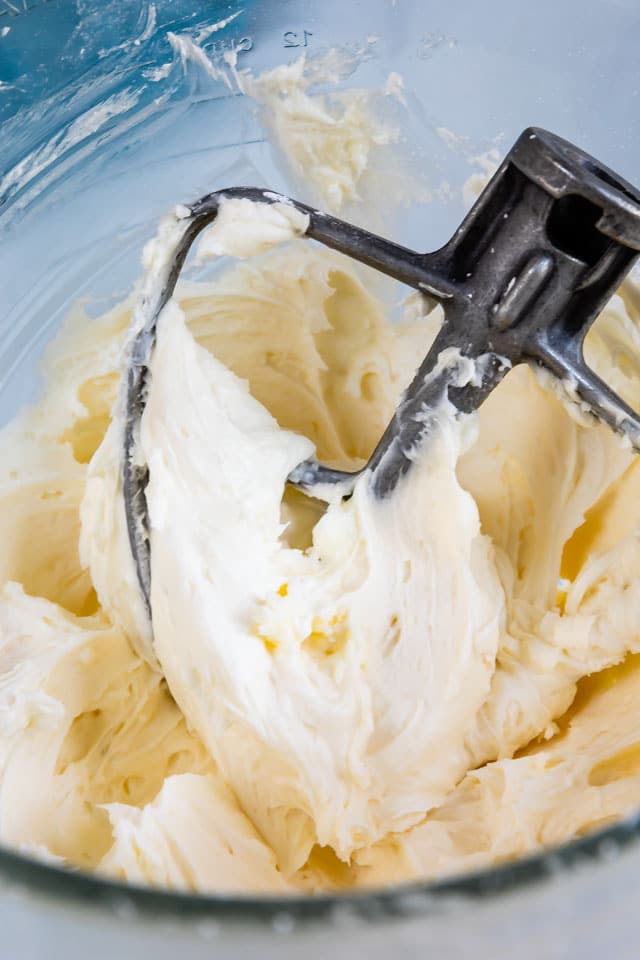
(2, 1), (640, 956)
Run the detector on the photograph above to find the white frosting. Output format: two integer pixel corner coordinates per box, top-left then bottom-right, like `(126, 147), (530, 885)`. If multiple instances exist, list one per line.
(0, 581), (214, 870)
(137, 300), (502, 869)
(75, 196), (640, 887)
(100, 774), (288, 893)
(197, 198), (309, 259)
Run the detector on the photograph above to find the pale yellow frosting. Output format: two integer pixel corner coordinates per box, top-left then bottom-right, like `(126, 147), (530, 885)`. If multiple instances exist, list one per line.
(2, 49), (640, 896)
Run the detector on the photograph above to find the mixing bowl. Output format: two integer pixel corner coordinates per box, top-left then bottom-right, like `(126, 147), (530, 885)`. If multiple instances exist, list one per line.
(2, 0), (640, 956)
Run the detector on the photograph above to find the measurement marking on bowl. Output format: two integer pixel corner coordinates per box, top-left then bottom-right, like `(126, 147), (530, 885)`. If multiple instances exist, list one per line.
(208, 35), (254, 55)
(283, 30), (313, 48)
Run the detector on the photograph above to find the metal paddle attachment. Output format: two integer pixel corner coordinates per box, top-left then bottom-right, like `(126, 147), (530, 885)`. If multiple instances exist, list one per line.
(123, 127), (640, 617)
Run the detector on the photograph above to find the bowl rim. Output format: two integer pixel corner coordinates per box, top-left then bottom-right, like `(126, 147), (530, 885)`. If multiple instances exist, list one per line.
(2, 809), (640, 927)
